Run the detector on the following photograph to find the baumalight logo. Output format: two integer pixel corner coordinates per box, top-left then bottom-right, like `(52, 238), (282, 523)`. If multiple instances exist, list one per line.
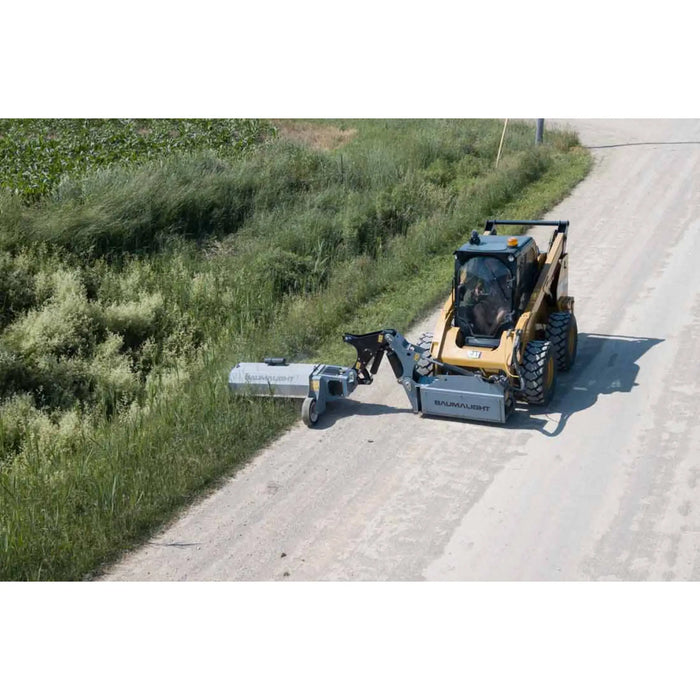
(245, 374), (296, 383)
(434, 400), (490, 412)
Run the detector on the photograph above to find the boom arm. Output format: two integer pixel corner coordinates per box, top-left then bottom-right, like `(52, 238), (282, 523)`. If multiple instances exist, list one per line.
(343, 329), (422, 411)
(483, 220), (570, 352)
(343, 329), (488, 413)
(343, 329), (421, 377)
(523, 230), (565, 318)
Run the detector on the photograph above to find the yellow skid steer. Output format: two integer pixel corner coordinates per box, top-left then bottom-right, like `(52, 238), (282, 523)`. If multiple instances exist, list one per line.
(229, 220), (577, 426)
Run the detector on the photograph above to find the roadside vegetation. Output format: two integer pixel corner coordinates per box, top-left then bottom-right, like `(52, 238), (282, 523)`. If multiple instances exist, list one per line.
(0, 119), (591, 580)
(0, 118), (271, 201)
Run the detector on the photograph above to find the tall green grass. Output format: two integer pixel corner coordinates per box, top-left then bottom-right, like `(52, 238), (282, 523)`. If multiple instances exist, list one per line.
(0, 119), (591, 580)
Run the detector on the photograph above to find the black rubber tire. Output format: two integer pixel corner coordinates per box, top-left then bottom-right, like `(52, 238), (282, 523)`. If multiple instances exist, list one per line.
(416, 332), (433, 349)
(521, 340), (557, 405)
(545, 311), (578, 372)
(414, 332), (434, 378)
(301, 397), (319, 427)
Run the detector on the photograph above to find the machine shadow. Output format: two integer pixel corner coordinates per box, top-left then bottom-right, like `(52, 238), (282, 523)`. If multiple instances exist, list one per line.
(506, 332), (664, 437)
(314, 399), (413, 429)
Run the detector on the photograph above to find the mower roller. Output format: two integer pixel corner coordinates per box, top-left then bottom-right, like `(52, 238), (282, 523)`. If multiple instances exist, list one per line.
(229, 219), (578, 426)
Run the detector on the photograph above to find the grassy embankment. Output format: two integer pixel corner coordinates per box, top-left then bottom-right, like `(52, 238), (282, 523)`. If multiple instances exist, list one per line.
(0, 119), (591, 580)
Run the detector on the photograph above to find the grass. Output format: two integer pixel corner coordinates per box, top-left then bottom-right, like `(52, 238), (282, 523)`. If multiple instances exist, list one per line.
(0, 119), (592, 580)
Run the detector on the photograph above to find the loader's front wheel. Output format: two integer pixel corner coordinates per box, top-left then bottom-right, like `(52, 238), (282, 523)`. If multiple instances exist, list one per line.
(546, 311), (578, 371)
(522, 340), (557, 405)
(414, 332), (434, 379)
(302, 397), (319, 427)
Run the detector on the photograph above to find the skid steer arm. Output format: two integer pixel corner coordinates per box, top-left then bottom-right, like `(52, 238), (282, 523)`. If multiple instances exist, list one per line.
(344, 329), (424, 411)
(342, 330), (386, 384)
(343, 329), (410, 383)
(344, 328), (479, 383)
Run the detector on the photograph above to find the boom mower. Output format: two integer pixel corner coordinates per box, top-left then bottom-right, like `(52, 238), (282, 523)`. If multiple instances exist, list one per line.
(229, 219), (577, 426)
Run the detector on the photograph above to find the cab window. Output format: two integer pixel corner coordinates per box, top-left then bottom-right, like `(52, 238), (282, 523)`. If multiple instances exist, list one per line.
(455, 256), (513, 337)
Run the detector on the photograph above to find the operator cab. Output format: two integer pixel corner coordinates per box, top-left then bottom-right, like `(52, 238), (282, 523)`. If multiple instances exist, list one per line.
(454, 230), (540, 348)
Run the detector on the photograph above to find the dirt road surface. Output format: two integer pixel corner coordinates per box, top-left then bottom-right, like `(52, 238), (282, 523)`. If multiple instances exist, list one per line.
(105, 120), (700, 581)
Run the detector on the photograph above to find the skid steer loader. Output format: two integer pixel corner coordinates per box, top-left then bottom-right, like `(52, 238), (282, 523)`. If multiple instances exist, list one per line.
(229, 219), (577, 426)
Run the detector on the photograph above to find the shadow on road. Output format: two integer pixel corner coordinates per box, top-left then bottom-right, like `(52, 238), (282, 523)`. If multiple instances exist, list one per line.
(314, 398), (413, 429)
(507, 332), (664, 437)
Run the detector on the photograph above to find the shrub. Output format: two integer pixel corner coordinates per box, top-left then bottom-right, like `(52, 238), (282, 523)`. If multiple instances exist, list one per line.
(101, 292), (166, 350)
(3, 268), (99, 360)
(0, 391), (88, 467)
(0, 393), (47, 459)
(262, 248), (316, 297)
(0, 345), (34, 399)
(0, 252), (37, 328)
(89, 333), (141, 416)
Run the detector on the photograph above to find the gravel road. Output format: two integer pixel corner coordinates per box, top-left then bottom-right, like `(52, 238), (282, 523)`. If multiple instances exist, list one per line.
(104, 120), (700, 581)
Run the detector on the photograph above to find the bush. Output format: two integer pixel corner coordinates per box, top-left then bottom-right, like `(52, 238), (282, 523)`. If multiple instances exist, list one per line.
(257, 248), (317, 297)
(102, 292), (166, 350)
(0, 252), (37, 328)
(3, 268), (98, 360)
(0, 393), (48, 458)
(89, 333), (141, 416)
(0, 391), (88, 467)
(0, 347), (32, 399)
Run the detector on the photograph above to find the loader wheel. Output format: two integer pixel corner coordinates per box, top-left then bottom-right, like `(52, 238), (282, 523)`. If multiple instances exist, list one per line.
(522, 340), (557, 405)
(417, 332), (433, 350)
(546, 312), (578, 371)
(302, 397), (319, 427)
(414, 332), (434, 378)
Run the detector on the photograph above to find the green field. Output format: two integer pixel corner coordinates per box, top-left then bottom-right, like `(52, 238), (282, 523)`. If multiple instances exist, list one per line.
(0, 119), (591, 580)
